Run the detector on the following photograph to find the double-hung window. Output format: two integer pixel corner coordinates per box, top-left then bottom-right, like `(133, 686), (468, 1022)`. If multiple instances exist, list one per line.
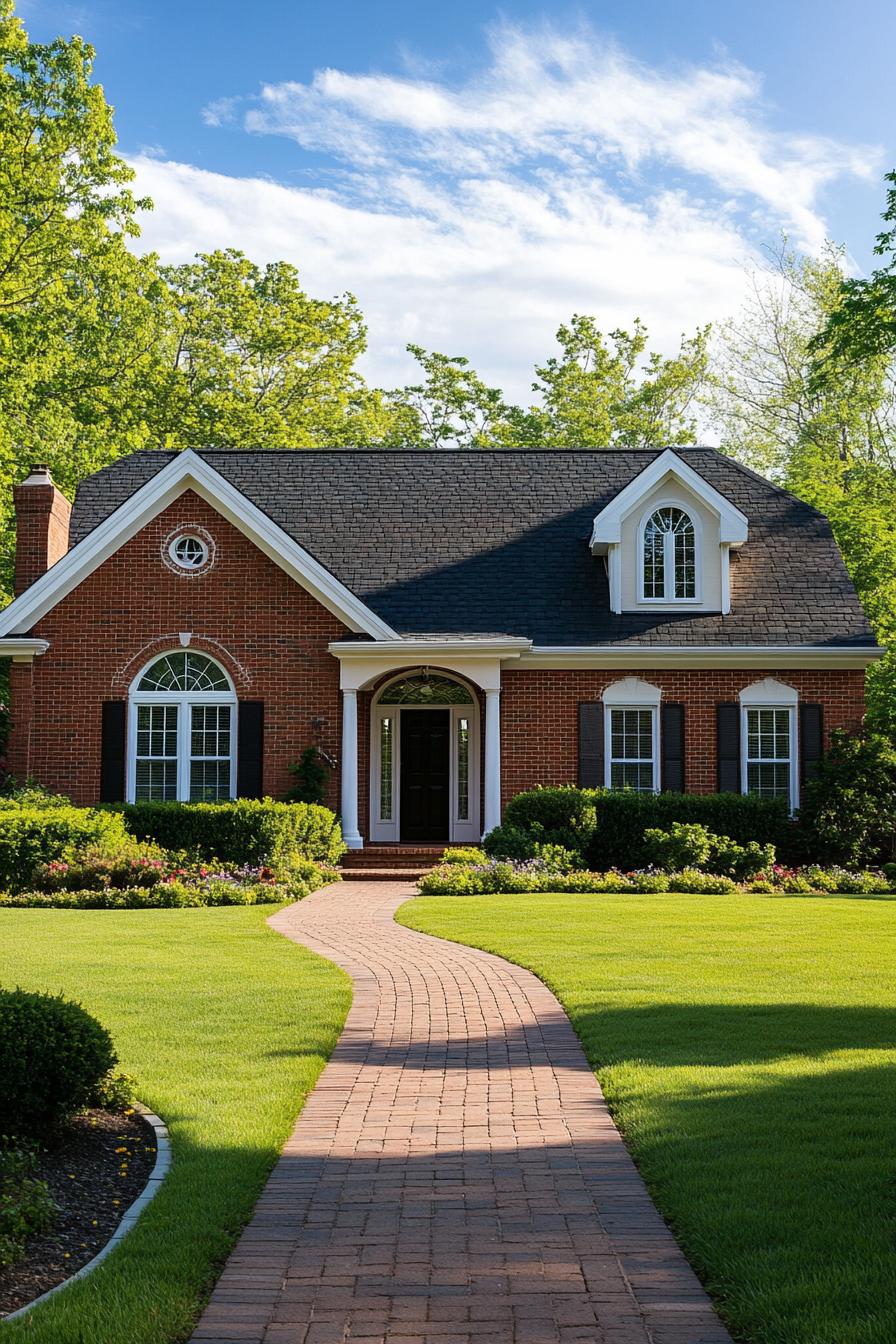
(739, 681), (799, 812)
(744, 707), (793, 801)
(129, 652), (237, 803)
(603, 681), (661, 793)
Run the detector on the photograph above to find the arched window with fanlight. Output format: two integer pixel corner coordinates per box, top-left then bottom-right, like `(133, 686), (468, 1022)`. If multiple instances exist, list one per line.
(128, 651), (236, 802)
(641, 506), (698, 601)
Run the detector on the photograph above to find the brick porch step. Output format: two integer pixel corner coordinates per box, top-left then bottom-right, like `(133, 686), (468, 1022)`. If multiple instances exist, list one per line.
(338, 867), (432, 882)
(341, 845), (447, 872)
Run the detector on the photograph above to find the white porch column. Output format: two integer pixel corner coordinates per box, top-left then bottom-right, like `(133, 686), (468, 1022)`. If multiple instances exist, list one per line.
(340, 689), (363, 849)
(484, 688), (502, 835)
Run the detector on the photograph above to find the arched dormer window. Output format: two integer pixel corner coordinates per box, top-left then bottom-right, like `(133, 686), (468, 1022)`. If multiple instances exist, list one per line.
(641, 506), (697, 601)
(128, 651), (236, 802)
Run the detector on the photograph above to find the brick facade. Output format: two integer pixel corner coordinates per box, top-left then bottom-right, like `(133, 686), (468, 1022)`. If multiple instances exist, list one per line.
(6, 490), (869, 825)
(8, 491), (349, 807)
(501, 667), (865, 805)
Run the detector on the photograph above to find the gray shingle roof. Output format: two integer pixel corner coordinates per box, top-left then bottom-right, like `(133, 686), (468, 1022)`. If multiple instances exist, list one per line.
(68, 448), (876, 648)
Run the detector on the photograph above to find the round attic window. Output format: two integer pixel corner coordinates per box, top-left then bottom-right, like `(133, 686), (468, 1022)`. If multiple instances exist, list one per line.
(169, 534), (209, 570)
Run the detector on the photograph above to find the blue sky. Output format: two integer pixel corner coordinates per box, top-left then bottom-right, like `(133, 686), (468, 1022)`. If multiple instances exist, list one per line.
(20, 0), (896, 396)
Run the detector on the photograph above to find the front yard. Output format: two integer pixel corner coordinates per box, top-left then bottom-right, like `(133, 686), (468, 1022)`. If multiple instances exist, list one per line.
(399, 889), (896, 1344)
(0, 905), (350, 1343)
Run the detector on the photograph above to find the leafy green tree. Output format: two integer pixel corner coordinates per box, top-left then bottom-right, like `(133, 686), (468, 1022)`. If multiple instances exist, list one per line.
(0, 0), (163, 595)
(799, 730), (896, 865)
(501, 316), (709, 448)
(385, 345), (508, 449)
(814, 169), (896, 366)
(708, 241), (896, 729)
(147, 250), (408, 449)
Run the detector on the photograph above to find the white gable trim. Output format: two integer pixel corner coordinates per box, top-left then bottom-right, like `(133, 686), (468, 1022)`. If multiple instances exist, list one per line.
(0, 451), (398, 641)
(590, 449), (749, 552)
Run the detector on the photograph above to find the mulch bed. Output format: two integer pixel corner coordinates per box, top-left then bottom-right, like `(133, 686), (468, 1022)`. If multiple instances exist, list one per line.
(0, 1108), (157, 1317)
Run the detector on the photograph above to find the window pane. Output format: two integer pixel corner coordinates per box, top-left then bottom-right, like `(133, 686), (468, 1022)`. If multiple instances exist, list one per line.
(457, 717), (470, 821)
(189, 759), (231, 802)
(611, 709), (653, 760)
(138, 652), (229, 692)
(379, 717), (393, 822)
(643, 522), (665, 598)
(747, 762), (790, 797)
(610, 762), (654, 791)
(644, 508), (695, 600)
(674, 528), (696, 598)
(380, 674), (472, 705)
(136, 704), (178, 759)
(191, 704), (231, 757)
(135, 759), (177, 802)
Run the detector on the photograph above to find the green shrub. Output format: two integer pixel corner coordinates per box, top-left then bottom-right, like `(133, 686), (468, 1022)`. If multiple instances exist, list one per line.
(0, 1143), (57, 1269)
(800, 865), (891, 895)
(644, 821), (774, 880)
(799, 731), (896, 865)
(283, 747), (328, 805)
(482, 823), (537, 862)
(585, 791), (790, 869)
(502, 786), (598, 852)
(442, 846), (487, 865)
(644, 822), (712, 871)
(0, 989), (117, 1135)
(628, 870), (671, 893)
(90, 1070), (137, 1111)
(121, 798), (345, 871)
(0, 805), (129, 891)
(667, 868), (738, 894)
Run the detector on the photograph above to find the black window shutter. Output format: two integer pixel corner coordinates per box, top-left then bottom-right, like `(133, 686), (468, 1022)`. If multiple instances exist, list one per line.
(578, 703), (604, 788)
(100, 700), (126, 803)
(237, 701), (264, 799)
(661, 703), (685, 792)
(716, 702), (741, 793)
(800, 703), (824, 787)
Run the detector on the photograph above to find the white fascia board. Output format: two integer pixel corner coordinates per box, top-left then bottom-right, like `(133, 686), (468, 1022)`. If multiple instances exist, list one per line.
(518, 644), (884, 670)
(329, 638), (532, 658)
(0, 450), (398, 641)
(590, 449), (749, 551)
(329, 638), (532, 693)
(0, 638), (50, 661)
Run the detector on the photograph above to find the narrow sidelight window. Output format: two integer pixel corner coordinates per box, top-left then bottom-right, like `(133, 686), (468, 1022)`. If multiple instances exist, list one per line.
(457, 716), (470, 821)
(744, 708), (792, 799)
(379, 716), (394, 822)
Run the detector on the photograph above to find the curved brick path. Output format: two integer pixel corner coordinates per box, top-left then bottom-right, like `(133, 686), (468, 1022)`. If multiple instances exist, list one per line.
(191, 881), (732, 1344)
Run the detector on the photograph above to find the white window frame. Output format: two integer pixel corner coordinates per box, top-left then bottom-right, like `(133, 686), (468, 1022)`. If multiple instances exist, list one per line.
(636, 500), (702, 605)
(739, 679), (799, 813)
(602, 677), (662, 793)
(369, 672), (480, 843)
(127, 652), (237, 803)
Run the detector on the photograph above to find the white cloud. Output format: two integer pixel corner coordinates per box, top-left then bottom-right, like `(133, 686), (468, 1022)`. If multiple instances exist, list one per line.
(130, 22), (882, 400)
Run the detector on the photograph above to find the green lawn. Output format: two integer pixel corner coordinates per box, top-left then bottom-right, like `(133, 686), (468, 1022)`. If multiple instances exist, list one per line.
(0, 906), (350, 1343)
(398, 891), (896, 1344)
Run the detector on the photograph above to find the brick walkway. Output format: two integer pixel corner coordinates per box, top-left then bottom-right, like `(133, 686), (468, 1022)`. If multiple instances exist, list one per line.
(191, 881), (732, 1344)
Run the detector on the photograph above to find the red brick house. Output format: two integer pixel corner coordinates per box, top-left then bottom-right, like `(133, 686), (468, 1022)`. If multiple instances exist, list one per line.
(0, 448), (879, 848)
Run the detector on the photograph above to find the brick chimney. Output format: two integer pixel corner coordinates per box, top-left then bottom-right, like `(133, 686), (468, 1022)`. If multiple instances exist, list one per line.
(14, 464), (72, 596)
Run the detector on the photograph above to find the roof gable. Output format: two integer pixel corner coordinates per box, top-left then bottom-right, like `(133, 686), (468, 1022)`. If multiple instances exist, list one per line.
(589, 449), (748, 552)
(0, 450), (397, 640)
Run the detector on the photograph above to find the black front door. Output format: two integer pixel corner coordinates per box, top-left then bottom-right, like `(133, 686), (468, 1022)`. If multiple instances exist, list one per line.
(400, 709), (450, 843)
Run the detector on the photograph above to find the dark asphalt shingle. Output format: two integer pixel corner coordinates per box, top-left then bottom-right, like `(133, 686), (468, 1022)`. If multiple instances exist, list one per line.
(67, 448), (876, 648)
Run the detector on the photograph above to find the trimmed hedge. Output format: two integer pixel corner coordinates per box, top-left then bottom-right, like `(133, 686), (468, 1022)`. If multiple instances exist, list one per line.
(0, 989), (116, 1135)
(121, 798), (346, 870)
(499, 786), (792, 870)
(0, 804), (129, 892)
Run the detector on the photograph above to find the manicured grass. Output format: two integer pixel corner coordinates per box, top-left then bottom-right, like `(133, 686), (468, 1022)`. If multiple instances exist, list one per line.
(398, 891), (896, 1344)
(0, 906), (350, 1343)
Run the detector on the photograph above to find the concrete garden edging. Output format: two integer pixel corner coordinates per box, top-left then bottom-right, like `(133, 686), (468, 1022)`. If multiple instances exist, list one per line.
(3, 1103), (171, 1324)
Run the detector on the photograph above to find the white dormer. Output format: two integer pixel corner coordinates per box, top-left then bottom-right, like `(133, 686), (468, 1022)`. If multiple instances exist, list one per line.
(590, 450), (748, 615)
